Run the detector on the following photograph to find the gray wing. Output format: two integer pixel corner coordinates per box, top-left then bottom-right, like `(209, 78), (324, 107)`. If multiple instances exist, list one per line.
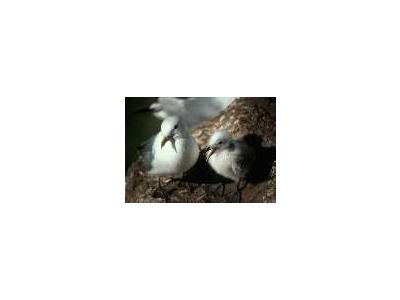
(137, 134), (156, 171)
(232, 145), (255, 180)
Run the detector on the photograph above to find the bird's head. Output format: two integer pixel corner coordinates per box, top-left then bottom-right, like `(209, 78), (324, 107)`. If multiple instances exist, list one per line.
(160, 116), (184, 150)
(202, 130), (231, 161)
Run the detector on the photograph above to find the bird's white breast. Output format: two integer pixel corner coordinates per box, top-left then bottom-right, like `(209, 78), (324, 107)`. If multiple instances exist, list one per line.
(149, 133), (199, 177)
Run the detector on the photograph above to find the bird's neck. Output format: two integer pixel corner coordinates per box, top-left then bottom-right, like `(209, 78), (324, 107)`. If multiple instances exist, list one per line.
(176, 130), (191, 139)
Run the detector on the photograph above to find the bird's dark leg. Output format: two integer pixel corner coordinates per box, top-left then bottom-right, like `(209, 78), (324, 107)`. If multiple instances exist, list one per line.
(237, 179), (248, 192)
(233, 179), (248, 203)
(215, 183), (226, 197)
(180, 170), (196, 194)
(235, 191), (242, 203)
(186, 182), (194, 194)
(158, 177), (169, 202)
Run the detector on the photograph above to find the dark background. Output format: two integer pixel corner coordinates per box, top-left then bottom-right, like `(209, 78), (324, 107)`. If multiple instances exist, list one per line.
(125, 97), (160, 172)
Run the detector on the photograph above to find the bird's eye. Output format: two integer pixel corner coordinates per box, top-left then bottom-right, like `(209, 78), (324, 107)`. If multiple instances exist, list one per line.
(218, 141), (223, 144)
(174, 124), (178, 129)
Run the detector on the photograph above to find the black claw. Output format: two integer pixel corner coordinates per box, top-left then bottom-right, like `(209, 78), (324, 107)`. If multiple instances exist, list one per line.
(158, 177), (169, 202)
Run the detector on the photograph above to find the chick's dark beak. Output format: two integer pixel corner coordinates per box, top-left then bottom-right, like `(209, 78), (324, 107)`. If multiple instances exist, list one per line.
(202, 146), (216, 162)
(200, 146), (210, 154)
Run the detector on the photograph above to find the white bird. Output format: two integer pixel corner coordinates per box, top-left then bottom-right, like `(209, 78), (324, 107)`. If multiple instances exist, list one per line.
(138, 116), (200, 199)
(150, 97), (237, 128)
(203, 131), (255, 200)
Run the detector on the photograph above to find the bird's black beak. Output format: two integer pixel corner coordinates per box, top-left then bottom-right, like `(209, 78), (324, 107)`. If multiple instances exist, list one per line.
(161, 135), (177, 153)
(202, 146), (216, 162)
(161, 135), (174, 148)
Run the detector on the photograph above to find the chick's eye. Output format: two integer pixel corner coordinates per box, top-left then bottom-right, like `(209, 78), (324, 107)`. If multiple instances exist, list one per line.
(174, 124), (178, 129)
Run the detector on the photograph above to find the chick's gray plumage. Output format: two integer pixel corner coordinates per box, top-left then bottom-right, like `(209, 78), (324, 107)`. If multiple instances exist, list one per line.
(205, 131), (255, 182)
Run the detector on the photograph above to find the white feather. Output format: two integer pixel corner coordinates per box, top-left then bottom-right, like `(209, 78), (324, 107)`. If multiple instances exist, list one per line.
(153, 97), (236, 128)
